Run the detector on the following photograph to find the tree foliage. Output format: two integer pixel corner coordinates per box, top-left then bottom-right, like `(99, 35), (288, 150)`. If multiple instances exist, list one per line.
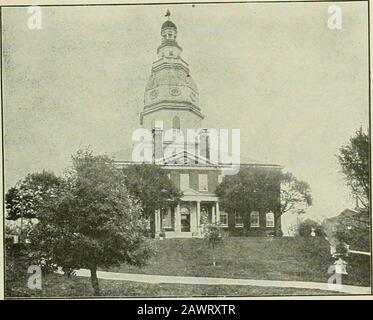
(298, 219), (323, 237)
(216, 167), (282, 215)
(122, 164), (182, 219)
(202, 223), (223, 266)
(5, 171), (63, 221)
(280, 172), (313, 215)
(337, 127), (370, 209)
(27, 149), (152, 295)
(216, 167), (312, 220)
(323, 209), (370, 252)
(335, 210), (370, 252)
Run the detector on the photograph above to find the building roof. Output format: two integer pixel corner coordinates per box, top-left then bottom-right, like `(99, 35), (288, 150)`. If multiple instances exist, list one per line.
(162, 20), (177, 30)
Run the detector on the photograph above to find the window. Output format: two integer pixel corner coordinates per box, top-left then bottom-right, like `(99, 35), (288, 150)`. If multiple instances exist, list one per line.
(266, 212), (275, 228)
(198, 174), (208, 191)
(169, 51), (174, 56)
(235, 212), (243, 227)
(218, 174), (225, 184)
(220, 212), (228, 227)
(250, 211), (260, 227)
(180, 174), (189, 190)
(161, 208), (173, 230)
(172, 116), (180, 130)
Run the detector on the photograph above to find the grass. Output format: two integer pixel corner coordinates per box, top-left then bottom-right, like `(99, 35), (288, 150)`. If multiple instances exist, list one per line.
(104, 237), (370, 287)
(6, 236), (370, 297)
(7, 273), (343, 298)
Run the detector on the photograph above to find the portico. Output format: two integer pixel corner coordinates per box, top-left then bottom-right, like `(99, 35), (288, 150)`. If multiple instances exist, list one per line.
(154, 189), (220, 238)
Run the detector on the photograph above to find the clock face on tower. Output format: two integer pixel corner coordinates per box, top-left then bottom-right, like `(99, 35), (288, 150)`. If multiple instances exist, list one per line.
(170, 87), (181, 96)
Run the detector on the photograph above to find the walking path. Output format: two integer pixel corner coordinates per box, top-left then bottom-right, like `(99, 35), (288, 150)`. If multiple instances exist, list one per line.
(57, 269), (371, 295)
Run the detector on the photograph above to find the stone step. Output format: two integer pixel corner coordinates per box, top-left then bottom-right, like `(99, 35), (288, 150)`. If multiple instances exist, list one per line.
(164, 231), (200, 238)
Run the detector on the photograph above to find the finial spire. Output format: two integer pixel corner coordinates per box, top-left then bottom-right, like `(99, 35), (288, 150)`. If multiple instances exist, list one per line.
(165, 9), (171, 20)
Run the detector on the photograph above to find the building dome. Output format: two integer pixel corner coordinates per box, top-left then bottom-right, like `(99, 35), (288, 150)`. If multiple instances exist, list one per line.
(161, 20), (177, 30)
(145, 69), (198, 93)
(144, 66), (199, 109)
(140, 15), (204, 126)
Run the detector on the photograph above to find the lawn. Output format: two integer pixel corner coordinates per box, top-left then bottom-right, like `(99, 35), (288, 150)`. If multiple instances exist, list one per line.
(104, 237), (370, 287)
(6, 236), (370, 298)
(7, 273), (342, 298)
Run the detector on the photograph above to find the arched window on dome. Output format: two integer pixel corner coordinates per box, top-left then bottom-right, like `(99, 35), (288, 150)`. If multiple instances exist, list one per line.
(172, 116), (180, 130)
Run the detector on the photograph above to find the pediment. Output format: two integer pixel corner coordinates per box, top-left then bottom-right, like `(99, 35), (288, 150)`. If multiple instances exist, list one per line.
(155, 150), (218, 166)
(182, 188), (203, 196)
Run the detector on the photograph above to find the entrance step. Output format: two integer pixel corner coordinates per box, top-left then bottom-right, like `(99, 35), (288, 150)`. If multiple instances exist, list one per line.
(164, 231), (200, 238)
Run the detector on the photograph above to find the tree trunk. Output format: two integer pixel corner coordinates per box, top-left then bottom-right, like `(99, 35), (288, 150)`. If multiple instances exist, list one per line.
(150, 212), (156, 238)
(275, 212), (283, 236)
(90, 266), (100, 296)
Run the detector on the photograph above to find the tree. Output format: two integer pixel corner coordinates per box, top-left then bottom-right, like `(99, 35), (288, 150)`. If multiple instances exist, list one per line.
(5, 171), (63, 242)
(280, 172), (313, 216)
(6, 170), (63, 221)
(335, 210), (370, 252)
(323, 208), (370, 252)
(216, 167), (281, 213)
(202, 223), (223, 266)
(122, 164), (182, 236)
(337, 127), (369, 209)
(28, 149), (152, 295)
(216, 167), (312, 235)
(298, 219), (323, 237)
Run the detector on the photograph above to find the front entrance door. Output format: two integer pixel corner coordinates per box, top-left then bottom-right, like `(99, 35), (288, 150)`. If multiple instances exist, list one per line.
(180, 207), (191, 232)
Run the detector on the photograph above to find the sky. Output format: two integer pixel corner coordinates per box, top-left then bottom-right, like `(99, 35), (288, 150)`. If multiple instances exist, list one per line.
(2, 3), (369, 232)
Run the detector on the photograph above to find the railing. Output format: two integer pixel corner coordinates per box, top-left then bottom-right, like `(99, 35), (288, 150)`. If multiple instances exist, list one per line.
(348, 249), (370, 256)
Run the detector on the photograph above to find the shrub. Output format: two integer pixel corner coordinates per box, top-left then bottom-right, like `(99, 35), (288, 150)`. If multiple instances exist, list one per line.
(202, 223), (223, 266)
(298, 219), (324, 237)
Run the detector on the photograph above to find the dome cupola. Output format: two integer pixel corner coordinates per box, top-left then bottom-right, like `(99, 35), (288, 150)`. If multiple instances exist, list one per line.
(161, 20), (177, 30)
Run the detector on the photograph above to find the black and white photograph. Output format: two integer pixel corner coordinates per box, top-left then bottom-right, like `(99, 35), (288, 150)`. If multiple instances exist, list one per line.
(1, 0), (371, 299)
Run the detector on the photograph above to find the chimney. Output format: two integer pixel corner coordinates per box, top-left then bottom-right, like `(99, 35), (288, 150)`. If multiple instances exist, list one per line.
(199, 128), (210, 162)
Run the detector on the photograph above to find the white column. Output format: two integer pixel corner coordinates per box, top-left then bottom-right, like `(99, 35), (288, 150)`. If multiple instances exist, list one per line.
(158, 210), (162, 230)
(212, 205), (216, 223)
(190, 203), (196, 233)
(215, 202), (220, 224)
(155, 209), (161, 235)
(175, 204), (181, 233)
(196, 201), (201, 233)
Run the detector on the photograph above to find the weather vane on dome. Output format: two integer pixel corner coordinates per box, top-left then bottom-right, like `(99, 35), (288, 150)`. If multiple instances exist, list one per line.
(165, 9), (171, 19)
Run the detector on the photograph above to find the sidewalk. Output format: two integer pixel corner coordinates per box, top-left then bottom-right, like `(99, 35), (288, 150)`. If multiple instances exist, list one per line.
(57, 268), (371, 295)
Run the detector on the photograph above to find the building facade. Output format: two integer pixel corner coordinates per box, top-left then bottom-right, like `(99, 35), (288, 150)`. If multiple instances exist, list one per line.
(117, 15), (282, 238)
